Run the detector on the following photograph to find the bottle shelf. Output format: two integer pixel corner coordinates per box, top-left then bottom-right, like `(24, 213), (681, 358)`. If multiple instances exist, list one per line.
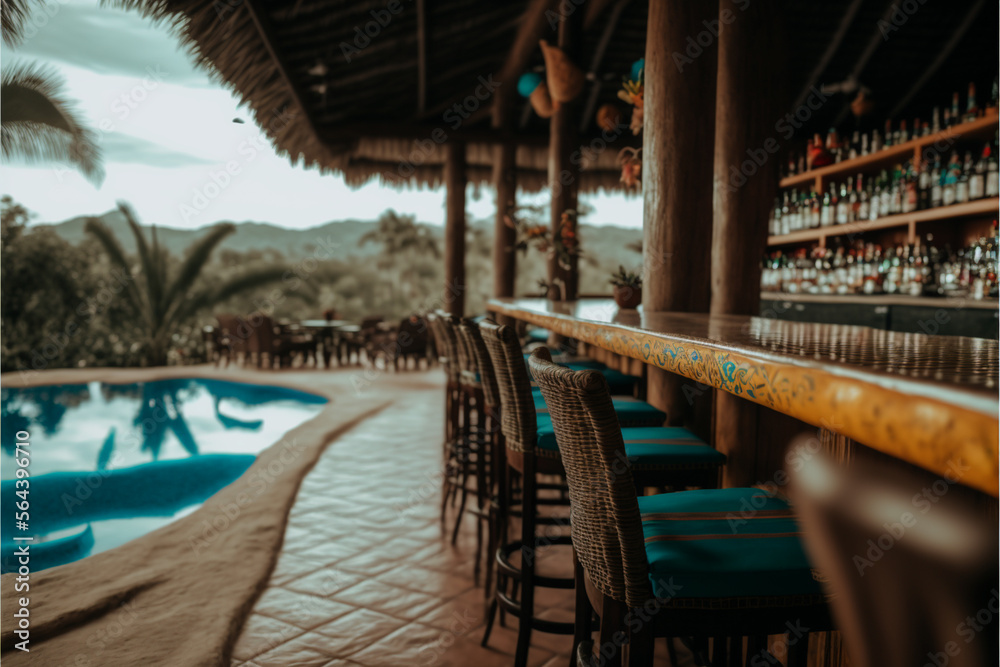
(767, 197), (999, 247)
(779, 114), (999, 192)
(760, 291), (998, 311)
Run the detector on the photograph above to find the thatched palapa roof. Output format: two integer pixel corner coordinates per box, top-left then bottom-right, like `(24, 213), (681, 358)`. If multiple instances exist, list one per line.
(112, 0), (998, 194)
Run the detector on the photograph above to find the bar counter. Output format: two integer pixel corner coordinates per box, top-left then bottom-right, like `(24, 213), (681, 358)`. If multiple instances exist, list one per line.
(488, 298), (999, 496)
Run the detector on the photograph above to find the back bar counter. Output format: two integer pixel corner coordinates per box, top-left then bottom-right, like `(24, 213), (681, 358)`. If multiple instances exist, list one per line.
(488, 297), (999, 498)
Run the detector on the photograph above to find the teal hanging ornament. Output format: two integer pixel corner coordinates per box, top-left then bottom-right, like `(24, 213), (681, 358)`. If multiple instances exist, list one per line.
(518, 72), (543, 98)
(630, 58), (644, 83)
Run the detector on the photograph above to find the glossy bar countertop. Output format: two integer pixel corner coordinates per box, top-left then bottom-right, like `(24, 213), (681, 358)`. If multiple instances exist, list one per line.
(488, 298), (999, 496)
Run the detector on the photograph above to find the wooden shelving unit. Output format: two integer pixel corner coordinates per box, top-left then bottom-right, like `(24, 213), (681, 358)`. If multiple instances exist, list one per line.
(768, 197), (999, 246)
(778, 114), (998, 194)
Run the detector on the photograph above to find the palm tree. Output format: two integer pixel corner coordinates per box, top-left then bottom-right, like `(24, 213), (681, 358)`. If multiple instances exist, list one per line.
(2, 62), (104, 184)
(85, 202), (315, 366)
(360, 210), (440, 264)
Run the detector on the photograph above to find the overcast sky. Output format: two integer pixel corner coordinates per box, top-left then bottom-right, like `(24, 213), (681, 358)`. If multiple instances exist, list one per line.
(1, 0), (642, 230)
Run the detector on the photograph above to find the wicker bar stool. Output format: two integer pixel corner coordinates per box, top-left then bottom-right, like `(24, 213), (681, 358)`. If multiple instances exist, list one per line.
(437, 314), (492, 584)
(529, 348), (832, 667)
(426, 312), (459, 463)
(479, 321), (728, 666)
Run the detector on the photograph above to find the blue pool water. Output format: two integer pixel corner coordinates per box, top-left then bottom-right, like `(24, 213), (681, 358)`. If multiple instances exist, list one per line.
(0, 378), (326, 573)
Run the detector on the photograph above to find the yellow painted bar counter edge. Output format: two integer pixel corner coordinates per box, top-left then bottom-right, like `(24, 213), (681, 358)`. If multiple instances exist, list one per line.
(488, 299), (999, 497)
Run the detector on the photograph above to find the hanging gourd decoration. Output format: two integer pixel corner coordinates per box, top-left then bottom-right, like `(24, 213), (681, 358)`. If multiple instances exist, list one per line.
(596, 104), (622, 132)
(539, 40), (584, 103)
(518, 71), (557, 118)
(517, 72), (543, 98)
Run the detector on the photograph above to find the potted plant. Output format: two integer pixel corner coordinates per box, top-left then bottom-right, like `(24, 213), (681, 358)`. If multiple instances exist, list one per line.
(609, 265), (642, 309)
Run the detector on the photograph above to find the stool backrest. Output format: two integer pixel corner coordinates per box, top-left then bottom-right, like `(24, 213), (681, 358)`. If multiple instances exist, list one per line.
(478, 320), (537, 454)
(528, 348), (651, 608)
(458, 320), (501, 411)
(427, 312), (458, 383)
(443, 317), (478, 385)
(790, 443), (998, 667)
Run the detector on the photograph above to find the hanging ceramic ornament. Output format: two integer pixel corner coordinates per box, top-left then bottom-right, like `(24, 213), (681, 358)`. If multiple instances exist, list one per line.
(539, 40), (584, 103)
(518, 71), (557, 118)
(517, 72), (543, 98)
(531, 82), (557, 118)
(596, 104), (622, 132)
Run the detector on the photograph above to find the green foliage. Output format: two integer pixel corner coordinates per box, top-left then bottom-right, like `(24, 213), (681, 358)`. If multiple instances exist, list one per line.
(1, 199), (643, 372)
(609, 264), (642, 288)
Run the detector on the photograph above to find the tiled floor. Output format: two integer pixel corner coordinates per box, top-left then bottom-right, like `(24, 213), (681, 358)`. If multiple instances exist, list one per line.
(230, 373), (577, 667)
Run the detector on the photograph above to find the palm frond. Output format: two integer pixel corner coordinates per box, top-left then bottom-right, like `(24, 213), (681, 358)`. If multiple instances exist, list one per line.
(2, 0), (30, 47)
(116, 202), (165, 326)
(170, 265), (312, 325)
(162, 223), (235, 315)
(1, 62), (104, 184)
(83, 218), (146, 317)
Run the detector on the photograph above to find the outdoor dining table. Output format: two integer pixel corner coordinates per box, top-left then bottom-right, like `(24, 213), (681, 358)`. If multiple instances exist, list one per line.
(298, 320), (353, 367)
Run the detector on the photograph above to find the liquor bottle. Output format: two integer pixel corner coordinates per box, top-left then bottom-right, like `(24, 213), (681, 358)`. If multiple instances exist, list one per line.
(870, 178), (882, 221)
(890, 165), (903, 214)
(849, 175), (861, 222)
(918, 159), (931, 209)
(883, 119), (893, 148)
(965, 82), (979, 122)
(922, 121), (931, 137)
(950, 92), (960, 126)
(943, 108), (952, 129)
(904, 165), (918, 213)
(860, 132), (870, 156)
(988, 77), (999, 115)
(942, 152), (959, 206)
(879, 170), (892, 216)
(931, 107), (941, 133)
(821, 186), (834, 227)
(871, 129), (882, 153)
(930, 158), (943, 208)
(811, 191), (821, 228)
(858, 176), (870, 220)
(955, 152), (971, 203)
(836, 180), (849, 224)
(896, 120), (906, 145)
(986, 146), (999, 198)
(848, 131), (860, 160)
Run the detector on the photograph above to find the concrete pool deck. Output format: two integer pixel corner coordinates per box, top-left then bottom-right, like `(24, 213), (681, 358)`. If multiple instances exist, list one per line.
(0, 365), (595, 666)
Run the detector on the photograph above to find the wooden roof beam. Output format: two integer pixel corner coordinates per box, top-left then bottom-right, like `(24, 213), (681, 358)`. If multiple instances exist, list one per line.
(580, 0), (631, 131)
(242, 0), (324, 151)
(416, 0), (427, 114)
(887, 0), (985, 119)
(791, 0), (865, 110)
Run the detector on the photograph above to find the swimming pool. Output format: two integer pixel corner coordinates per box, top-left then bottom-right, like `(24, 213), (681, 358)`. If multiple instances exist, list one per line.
(0, 378), (326, 573)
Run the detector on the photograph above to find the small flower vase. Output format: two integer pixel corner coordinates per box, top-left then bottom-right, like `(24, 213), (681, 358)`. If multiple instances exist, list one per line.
(613, 285), (642, 309)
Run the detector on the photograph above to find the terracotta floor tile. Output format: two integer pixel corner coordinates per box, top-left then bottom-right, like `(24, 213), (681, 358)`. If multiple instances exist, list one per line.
(375, 565), (476, 599)
(309, 609), (409, 655)
(254, 587), (356, 630)
(232, 614), (306, 661)
(329, 579), (445, 620)
(285, 568), (366, 598)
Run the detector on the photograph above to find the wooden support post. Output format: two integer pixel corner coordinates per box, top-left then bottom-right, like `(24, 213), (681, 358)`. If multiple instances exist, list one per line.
(547, 8), (583, 301)
(445, 141), (467, 317)
(711, 0), (783, 487)
(641, 0), (718, 427)
(492, 83), (518, 298)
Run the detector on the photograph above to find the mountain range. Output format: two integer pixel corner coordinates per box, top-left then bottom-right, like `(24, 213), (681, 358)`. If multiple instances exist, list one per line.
(38, 210), (643, 263)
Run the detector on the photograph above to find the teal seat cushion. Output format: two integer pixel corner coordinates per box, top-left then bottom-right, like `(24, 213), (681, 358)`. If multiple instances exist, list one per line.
(637, 488), (821, 599)
(618, 427), (726, 467)
(534, 394), (664, 430)
(535, 420), (722, 469)
(526, 328), (551, 343)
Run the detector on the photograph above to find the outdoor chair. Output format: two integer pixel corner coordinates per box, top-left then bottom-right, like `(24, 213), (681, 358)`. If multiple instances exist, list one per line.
(392, 314), (430, 370)
(790, 441), (998, 667)
(529, 349), (831, 667)
(339, 316), (383, 365)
